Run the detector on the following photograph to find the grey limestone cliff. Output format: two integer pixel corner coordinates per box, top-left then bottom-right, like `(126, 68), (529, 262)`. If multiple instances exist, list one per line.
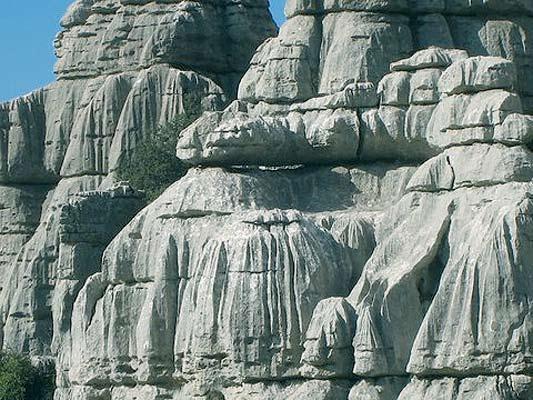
(60, 0), (533, 399)
(0, 0), (276, 380)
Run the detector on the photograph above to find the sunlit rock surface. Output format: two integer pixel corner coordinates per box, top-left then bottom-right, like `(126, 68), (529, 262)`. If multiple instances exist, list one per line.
(0, 0), (276, 381)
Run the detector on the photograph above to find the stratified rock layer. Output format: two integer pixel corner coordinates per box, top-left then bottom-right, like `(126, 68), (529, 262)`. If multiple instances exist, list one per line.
(65, 50), (533, 400)
(56, 0), (274, 82)
(177, 1), (533, 165)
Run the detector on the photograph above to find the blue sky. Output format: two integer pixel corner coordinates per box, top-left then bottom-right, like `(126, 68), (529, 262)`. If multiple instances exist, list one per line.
(0, 0), (286, 102)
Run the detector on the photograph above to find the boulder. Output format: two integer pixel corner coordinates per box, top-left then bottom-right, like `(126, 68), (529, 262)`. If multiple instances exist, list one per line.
(426, 89), (523, 149)
(438, 56), (517, 95)
(407, 144), (533, 192)
(238, 15), (321, 103)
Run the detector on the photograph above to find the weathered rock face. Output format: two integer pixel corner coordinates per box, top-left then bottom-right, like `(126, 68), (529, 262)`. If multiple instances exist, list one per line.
(3, 0), (533, 400)
(0, 179), (145, 356)
(63, 12), (533, 400)
(56, 0), (274, 83)
(0, 184), (52, 293)
(0, 0), (276, 379)
(0, 0), (276, 181)
(177, 2), (533, 165)
(283, 0), (533, 110)
(301, 53), (533, 399)
(60, 164), (416, 399)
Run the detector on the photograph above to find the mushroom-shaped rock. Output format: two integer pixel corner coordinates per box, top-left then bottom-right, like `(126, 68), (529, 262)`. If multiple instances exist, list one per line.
(177, 106), (361, 166)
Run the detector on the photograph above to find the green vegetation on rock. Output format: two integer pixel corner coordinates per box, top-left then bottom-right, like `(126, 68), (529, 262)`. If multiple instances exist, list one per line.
(0, 353), (55, 400)
(118, 93), (202, 202)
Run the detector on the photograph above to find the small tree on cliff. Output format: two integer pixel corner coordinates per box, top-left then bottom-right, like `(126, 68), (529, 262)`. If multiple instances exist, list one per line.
(118, 92), (202, 202)
(0, 353), (55, 400)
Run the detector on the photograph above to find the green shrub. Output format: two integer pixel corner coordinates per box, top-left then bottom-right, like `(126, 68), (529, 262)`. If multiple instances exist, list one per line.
(0, 353), (55, 400)
(118, 93), (202, 202)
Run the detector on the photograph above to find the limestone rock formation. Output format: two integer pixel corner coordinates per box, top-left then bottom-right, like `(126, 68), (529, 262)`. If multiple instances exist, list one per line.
(177, 1), (533, 165)
(0, 0), (276, 377)
(64, 28), (533, 400)
(60, 164), (416, 399)
(303, 52), (533, 399)
(2, 0), (533, 400)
